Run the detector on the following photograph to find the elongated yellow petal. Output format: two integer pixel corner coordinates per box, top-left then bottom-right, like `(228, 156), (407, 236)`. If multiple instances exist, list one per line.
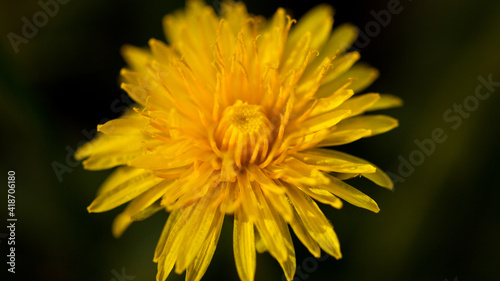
(220, 182), (241, 214)
(259, 186), (293, 222)
(301, 109), (350, 132)
(238, 173), (260, 222)
(175, 196), (217, 274)
(336, 115), (399, 136)
(286, 186), (342, 259)
(234, 210), (256, 281)
(286, 4), (333, 54)
(335, 93), (380, 117)
(154, 210), (181, 262)
(149, 38), (177, 65)
(281, 31), (312, 79)
(275, 215), (296, 281)
(185, 209), (224, 281)
(164, 162), (216, 210)
(366, 94), (403, 111)
(309, 88), (354, 116)
(221, 1), (249, 34)
(318, 52), (361, 88)
(319, 129), (372, 146)
(98, 118), (148, 136)
(75, 133), (143, 170)
(156, 208), (189, 281)
(293, 151), (376, 174)
(297, 183), (343, 209)
(87, 171), (163, 213)
(322, 174), (380, 213)
(130, 202), (164, 221)
(248, 165), (285, 194)
(304, 148), (393, 189)
(269, 158), (330, 186)
(112, 179), (173, 237)
(320, 23), (358, 57)
(129, 151), (194, 170)
(121, 44), (153, 72)
(288, 208), (321, 258)
(304, 24), (358, 76)
(253, 185), (288, 263)
(320, 63), (379, 95)
(95, 166), (144, 196)
(174, 188), (221, 274)
(255, 231), (267, 253)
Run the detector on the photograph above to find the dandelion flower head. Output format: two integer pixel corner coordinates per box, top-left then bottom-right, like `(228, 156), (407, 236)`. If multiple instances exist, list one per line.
(76, 1), (402, 280)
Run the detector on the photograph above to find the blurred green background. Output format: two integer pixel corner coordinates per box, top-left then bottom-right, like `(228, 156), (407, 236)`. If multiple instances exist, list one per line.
(1, 0), (500, 280)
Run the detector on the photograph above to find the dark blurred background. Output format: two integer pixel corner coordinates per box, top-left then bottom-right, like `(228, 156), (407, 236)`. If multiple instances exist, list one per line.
(1, 0), (500, 280)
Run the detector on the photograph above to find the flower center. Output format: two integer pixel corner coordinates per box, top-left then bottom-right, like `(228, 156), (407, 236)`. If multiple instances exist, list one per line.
(215, 101), (273, 167)
(229, 104), (266, 134)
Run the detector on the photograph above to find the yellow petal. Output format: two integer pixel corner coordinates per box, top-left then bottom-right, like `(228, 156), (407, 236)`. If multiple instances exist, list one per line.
(130, 202), (164, 221)
(161, 2), (194, 46)
(96, 166), (144, 196)
(320, 63), (379, 95)
(156, 208), (189, 281)
(76, 134), (143, 170)
(293, 150), (376, 174)
(335, 93), (380, 117)
(275, 216), (296, 281)
(335, 115), (399, 136)
(309, 88), (354, 117)
(234, 210), (256, 281)
(301, 109), (350, 132)
(129, 146), (196, 170)
(366, 94), (403, 111)
(258, 8), (289, 74)
(185, 209), (224, 281)
(238, 173), (260, 222)
(174, 189), (222, 274)
(322, 174), (380, 213)
(258, 185), (293, 223)
(149, 38), (177, 65)
(304, 148), (393, 189)
(248, 165), (285, 194)
(255, 231), (267, 253)
(221, 0), (249, 34)
(121, 44), (153, 72)
(288, 208), (321, 258)
(120, 82), (148, 106)
(318, 51), (361, 89)
(304, 24), (359, 76)
(286, 186), (342, 259)
(268, 158), (329, 186)
(87, 171), (163, 213)
(97, 118), (148, 135)
(318, 129), (372, 146)
(252, 186), (288, 263)
(319, 23), (358, 57)
(112, 179), (173, 237)
(280, 32), (312, 79)
(286, 4), (334, 54)
(296, 184), (343, 209)
(164, 162), (216, 210)
(154, 210), (181, 262)
(220, 181), (241, 214)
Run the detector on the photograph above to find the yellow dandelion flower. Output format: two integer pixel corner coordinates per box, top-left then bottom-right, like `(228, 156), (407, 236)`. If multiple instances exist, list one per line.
(76, 1), (402, 280)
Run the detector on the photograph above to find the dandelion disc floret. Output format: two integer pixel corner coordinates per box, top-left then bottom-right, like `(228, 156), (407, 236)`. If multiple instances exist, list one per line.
(76, 1), (402, 281)
(216, 101), (273, 168)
